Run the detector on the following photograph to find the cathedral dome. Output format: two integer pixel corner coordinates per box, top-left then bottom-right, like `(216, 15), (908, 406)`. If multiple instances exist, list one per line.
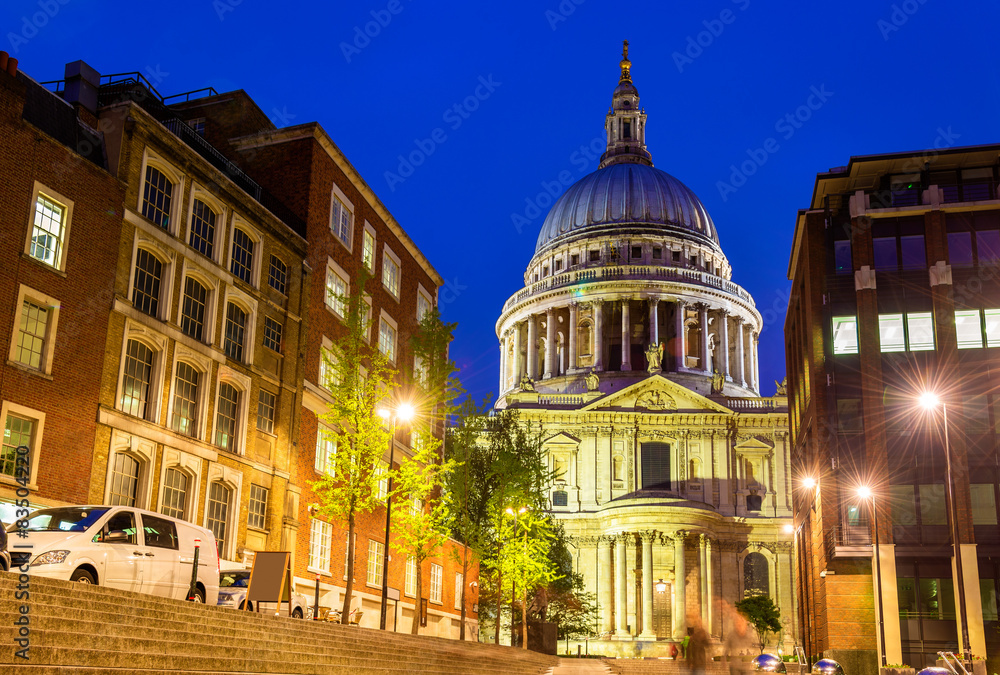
(534, 163), (719, 255)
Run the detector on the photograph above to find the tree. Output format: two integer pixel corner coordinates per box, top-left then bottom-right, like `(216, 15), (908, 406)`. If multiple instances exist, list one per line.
(735, 595), (782, 653)
(311, 271), (395, 624)
(529, 521), (599, 640)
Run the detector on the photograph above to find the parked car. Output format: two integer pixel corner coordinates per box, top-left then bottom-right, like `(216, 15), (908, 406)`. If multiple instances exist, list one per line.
(0, 520), (9, 572)
(12, 505), (219, 603)
(217, 566), (309, 618)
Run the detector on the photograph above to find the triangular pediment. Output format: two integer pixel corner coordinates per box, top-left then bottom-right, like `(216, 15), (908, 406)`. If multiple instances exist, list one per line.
(542, 432), (581, 445)
(580, 374), (732, 414)
(734, 436), (774, 451)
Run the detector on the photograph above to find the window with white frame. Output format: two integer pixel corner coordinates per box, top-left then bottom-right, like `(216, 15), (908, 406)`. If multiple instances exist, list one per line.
(109, 452), (141, 506)
(832, 315), (859, 355)
(454, 572), (464, 610)
(331, 192), (353, 249)
(416, 290), (432, 322)
(121, 339), (155, 420)
(878, 312), (934, 352)
(308, 519), (332, 573)
(28, 191), (69, 269)
(170, 362), (200, 437)
(319, 344), (339, 390)
(189, 199), (216, 260)
(247, 483), (268, 530)
(362, 228), (375, 270)
(379, 316), (397, 362)
(410, 495), (422, 517)
(207, 482), (231, 556)
(430, 563), (443, 603)
(142, 166), (174, 229)
(325, 266), (348, 317)
(362, 298), (372, 341)
(230, 228), (255, 285)
(132, 248), (164, 317)
(2, 413), (33, 479)
(316, 425), (336, 475)
(223, 302), (247, 362)
(367, 539), (384, 587)
(215, 383), (240, 452)
(257, 389), (276, 434)
(268, 255), (287, 295)
(382, 248), (400, 298)
(13, 293), (57, 373)
(180, 277), (208, 341)
(956, 308), (1000, 349)
(405, 555), (417, 596)
(160, 467), (188, 520)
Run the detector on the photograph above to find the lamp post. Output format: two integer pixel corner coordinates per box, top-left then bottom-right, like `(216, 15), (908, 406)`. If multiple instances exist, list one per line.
(799, 477), (817, 666)
(377, 402), (414, 631)
(505, 506), (528, 649)
(919, 392), (972, 660)
(857, 486), (886, 667)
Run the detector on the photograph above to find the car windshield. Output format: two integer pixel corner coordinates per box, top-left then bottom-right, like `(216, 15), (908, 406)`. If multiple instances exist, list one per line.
(18, 507), (110, 532)
(220, 571), (250, 588)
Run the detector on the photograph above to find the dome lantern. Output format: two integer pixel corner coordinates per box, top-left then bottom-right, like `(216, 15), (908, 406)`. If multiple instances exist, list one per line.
(601, 40), (652, 169)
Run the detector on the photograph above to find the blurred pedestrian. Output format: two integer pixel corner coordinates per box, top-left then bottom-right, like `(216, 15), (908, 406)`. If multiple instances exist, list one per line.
(688, 617), (710, 675)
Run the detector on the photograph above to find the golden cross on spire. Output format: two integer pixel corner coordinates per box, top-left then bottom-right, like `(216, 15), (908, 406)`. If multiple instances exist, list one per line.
(623, 40), (629, 59)
(619, 40), (632, 82)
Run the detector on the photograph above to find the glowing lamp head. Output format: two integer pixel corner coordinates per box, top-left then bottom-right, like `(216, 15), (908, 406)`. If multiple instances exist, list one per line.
(655, 579), (667, 593)
(397, 403), (415, 422)
(783, 523), (795, 534)
(505, 508), (514, 516)
(802, 477), (816, 489)
(857, 486), (873, 500)
(519, 507), (527, 514)
(919, 392), (940, 410)
(377, 408), (391, 420)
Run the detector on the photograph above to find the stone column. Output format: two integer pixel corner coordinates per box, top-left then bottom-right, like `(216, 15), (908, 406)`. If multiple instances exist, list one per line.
(498, 332), (507, 395)
(673, 531), (687, 639)
(733, 318), (745, 387)
(568, 302), (578, 373)
(621, 299), (631, 371)
(674, 300), (686, 370)
(615, 535), (629, 636)
(640, 532), (656, 639)
(514, 321), (524, 381)
(526, 314), (538, 380)
(751, 332), (760, 393)
(648, 298), (660, 345)
(544, 308), (556, 379)
(698, 304), (710, 374)
(705, 536), (713, 633)
(593, 300), (604, 372)
(599, 537), (615, 634)
(718, 311), (730, 381)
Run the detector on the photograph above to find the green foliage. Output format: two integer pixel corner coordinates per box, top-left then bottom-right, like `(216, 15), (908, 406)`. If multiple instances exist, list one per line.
(735, 595), (782, 653)
(530, 520), (599, 639)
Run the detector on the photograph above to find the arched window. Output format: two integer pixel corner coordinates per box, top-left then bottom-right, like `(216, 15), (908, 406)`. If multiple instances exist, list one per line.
(132, 248), (163, 317)
(224, 302), (247, 361)
(161, 467), (189, 519)
(109, 452), (140, 506)
(189, 199), (216, 259)
(207, 481), (232, 556)
(230, 228), (255, 284)
(142, 166), (173, 228)
(215, 383), (240, 452)
(171, 362), (201, 437)
(743, 552), (769, 598)
(121, 339), (154, 419)
(181, 277), (208, 341)
(578, 321), (592, 358)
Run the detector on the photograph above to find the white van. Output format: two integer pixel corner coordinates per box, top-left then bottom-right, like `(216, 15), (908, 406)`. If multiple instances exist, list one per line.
(11, 505), (220, 604)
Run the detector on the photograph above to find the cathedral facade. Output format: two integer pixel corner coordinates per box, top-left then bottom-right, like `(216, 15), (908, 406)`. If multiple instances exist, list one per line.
(494, 45), (796, 654)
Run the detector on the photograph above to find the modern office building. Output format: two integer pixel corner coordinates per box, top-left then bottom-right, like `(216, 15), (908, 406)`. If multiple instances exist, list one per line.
(786, 143), (1000, 670)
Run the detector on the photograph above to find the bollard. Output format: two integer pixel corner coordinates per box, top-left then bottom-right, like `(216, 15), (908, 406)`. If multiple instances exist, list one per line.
(186, 538), (201, 601)
(313, 574), (321, 620)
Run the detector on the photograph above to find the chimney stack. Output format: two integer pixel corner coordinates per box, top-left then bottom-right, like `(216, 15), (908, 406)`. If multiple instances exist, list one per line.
(63, 60), (100, 114)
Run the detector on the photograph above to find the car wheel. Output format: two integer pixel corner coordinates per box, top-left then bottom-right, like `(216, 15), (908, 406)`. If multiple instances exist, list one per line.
(70, 569), (96, 585)
(292, 608), (303, 619)
(190, 587), (205, 603)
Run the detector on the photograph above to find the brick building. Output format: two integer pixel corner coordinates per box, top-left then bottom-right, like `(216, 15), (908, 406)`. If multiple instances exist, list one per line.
(786, 144), (1000, 671)
(0, 57), (477, 638)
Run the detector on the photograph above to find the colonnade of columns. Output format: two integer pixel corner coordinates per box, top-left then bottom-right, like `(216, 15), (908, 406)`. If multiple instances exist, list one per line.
(596, 530), (714, 640)
(499, 297), (760, 394)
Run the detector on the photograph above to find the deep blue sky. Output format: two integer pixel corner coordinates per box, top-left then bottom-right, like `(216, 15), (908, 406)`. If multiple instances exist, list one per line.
(7, 0), (1000, 403)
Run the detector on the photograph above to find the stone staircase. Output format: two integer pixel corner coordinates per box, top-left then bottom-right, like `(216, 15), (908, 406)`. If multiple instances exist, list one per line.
(603, 659), (731, 674)
(0, 571), (559, 674)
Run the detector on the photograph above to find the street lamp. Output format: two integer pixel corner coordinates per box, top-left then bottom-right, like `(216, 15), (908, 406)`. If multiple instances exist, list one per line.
(655, 578), (667, 593)
(801, 477), (816, 490)
(919, 392), (972, 661)
(505, 506), (528, 650)
(377, 402), (414, 631)
(857, 486), (886, 667)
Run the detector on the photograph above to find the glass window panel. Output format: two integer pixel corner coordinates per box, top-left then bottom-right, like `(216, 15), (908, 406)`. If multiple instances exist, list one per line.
(899, 235), (926, 269)
(919, 578), (955, 620)
(878, 314), (906, 352)
(977, 230), (1000, 264)
(906, 312), (935, 351)
(405, 555), (417, 596)
(984, 309), (1000, 348)
(247, 484), (268, 530)
(367, 539), (384, 587)
(2, 415), (33, 478)
(837, 398), (863, 433)
(379, 319), (396, 361)
(189, 199), (216, 259)
(224, 303), (246, 362)
(268, 256), (287, 295)
(898, 577), (918, 617)
(970, 484), (997, 525)
(890, 484), (917, 527)
(215, 383), (239, 452)
(948, 231), (974, 265)
(308, 519), (332, 572)
(132, 249), (162, 317)
(263, 316), (282, 353)
(834, 240), (852, 274)
(362, 230), (375, 270)
(963, 395), (990, 435)
(230, 229), (254, 284)
(430, 563), (443, 603)
(981, 580), (999, 621)
(832, 316), (859, 355)
(325, 269), (347, 317)
(956, 310), (984, 349)
(171, 362), (200, 437)
(256, 389), (275, 434)
(109, 453), (139, 507)
(30, 194), (65, 267)
(873, 237), (898, 270)
(160, 468), (188, 520)
(207, 482), (230, 555)
(121, 339), (154, 419)
(919, 484), (947, 525)
(142, 166), (173, 228)
(180, 278), (207, 341)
